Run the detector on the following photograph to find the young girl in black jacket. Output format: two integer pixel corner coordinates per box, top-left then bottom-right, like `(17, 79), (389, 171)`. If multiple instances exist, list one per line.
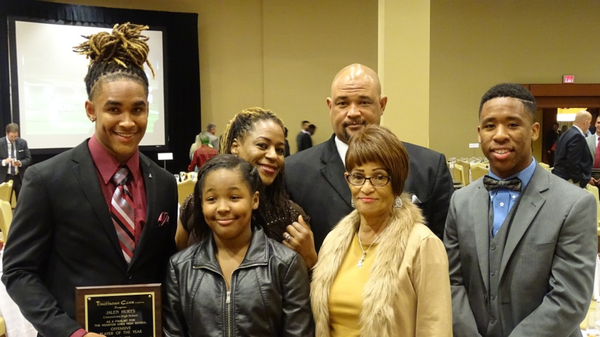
(163, 155), (314, 336)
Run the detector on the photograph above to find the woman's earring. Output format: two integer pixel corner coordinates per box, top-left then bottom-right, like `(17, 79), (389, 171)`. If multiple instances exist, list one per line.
(351, 198), (355, 208)
(393, 197), (403, 208)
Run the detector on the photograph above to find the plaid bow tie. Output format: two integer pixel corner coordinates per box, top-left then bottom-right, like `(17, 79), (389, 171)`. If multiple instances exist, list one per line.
(483, 175), (522, 192)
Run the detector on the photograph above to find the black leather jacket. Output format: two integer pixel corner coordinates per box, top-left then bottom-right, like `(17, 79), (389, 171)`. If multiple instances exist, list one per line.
(163, 226), (315, 336)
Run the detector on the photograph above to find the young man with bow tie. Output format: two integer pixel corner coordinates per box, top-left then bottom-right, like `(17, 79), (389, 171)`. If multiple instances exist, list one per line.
(444, 83), (596, 337)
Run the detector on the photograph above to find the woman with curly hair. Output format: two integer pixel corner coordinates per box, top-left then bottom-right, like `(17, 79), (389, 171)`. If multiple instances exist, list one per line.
(176, 107), (317, 268)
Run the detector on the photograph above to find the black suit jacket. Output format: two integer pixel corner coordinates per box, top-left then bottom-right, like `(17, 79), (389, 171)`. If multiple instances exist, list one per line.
(552, 126), (592, 187)
(285, 134), (454, 250)
(544, 129), (559, 154)
(296, 131), (312, 152)
(2, 140), (178, 337)
(0, 136), (31, 181)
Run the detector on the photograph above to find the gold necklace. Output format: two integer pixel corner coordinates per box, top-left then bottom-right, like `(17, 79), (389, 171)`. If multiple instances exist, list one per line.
(357, 226), (381, 268)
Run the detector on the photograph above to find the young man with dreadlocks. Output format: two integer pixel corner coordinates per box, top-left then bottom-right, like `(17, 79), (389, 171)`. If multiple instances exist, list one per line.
(2, 23), (178, 337)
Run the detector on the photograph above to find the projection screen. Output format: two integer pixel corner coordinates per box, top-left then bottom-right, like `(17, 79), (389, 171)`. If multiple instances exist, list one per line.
(10, 20), (166, 150)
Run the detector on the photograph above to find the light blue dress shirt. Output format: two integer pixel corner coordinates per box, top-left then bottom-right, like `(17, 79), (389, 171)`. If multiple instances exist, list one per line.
(487, 158), (537, 236)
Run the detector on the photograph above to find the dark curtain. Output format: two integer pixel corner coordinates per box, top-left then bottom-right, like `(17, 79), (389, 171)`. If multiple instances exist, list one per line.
(0, 0), (201, 172)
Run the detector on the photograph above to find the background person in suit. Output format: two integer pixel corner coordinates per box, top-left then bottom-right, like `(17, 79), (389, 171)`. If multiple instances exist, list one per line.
(587, 116), (600, 185)
(552, 110), (593, 187)
(285, 63), (454, 250)
(284, 126), (291, 157)
(296, 120), (312, 152)
(544, 122), (559, 165)
(2, 23), (178, 337)
(0, 123), (31, 199)
(307, 123), (317, 136)
(444, 83), (596, 337)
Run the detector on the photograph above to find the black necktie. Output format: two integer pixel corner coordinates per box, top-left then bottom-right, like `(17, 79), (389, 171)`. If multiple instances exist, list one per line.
(10, 141), (15, 175)
(483, 175), (521, 192)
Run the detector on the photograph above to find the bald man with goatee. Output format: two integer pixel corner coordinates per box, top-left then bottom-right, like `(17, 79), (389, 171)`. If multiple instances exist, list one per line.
(553, 110), (593, 188)
(285, 63), (453, 250)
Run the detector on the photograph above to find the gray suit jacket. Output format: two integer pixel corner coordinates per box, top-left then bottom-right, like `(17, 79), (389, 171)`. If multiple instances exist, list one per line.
(2, 140), (178, 337)
(285, 134), (454, 250)
(587, 134), (597, 163)
(444, 165), (596, 337)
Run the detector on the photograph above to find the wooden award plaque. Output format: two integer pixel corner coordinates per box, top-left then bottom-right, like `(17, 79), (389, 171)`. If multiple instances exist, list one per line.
(75, 283), (162, 337)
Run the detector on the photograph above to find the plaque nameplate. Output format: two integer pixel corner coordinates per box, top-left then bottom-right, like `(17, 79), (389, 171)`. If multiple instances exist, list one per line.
(75, 284), (161, 337)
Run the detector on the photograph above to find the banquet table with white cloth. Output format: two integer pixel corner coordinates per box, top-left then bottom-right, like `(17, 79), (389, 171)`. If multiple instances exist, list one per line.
(0, 248), (37, 337)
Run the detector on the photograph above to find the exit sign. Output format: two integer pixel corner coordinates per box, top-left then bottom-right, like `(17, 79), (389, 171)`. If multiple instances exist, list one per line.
(563, 75), (575, 83)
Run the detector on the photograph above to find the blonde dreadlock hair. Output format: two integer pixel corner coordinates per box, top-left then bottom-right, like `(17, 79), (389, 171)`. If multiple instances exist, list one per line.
(74, 22), (155, 99)
(220, 107), (295, 241)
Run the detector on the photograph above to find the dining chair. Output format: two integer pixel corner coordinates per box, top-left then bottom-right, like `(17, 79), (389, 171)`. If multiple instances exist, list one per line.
(0, 181), (12, 204)
(452, 164), (467, 188)
(585, 185), (600, 254)
(0, 200), (12, 243)
(10, 190), (16, 209)
(177, 179), (195, 205)
(470, 162), (489, 182)
(0, 316), (5, 337)
(455, 160), (472, 184)
(539, 162), (552, 172)
(585, 185), (600, 226)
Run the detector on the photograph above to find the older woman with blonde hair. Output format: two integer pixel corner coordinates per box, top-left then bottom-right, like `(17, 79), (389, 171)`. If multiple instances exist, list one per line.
(311, 125), (452, 337)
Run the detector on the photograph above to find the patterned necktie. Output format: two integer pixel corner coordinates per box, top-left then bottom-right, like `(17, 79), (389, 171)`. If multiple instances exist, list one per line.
(111, 167), (135, 264)
(483, 175), (522, 192)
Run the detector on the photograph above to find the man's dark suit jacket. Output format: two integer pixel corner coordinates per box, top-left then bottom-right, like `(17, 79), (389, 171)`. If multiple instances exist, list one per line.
(285, 134), (454, 250)
(2, 140), (178, 337)
(0, 136), (31, 182)
(552, 126), (592, 187)
(296, 131), (312, 152)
